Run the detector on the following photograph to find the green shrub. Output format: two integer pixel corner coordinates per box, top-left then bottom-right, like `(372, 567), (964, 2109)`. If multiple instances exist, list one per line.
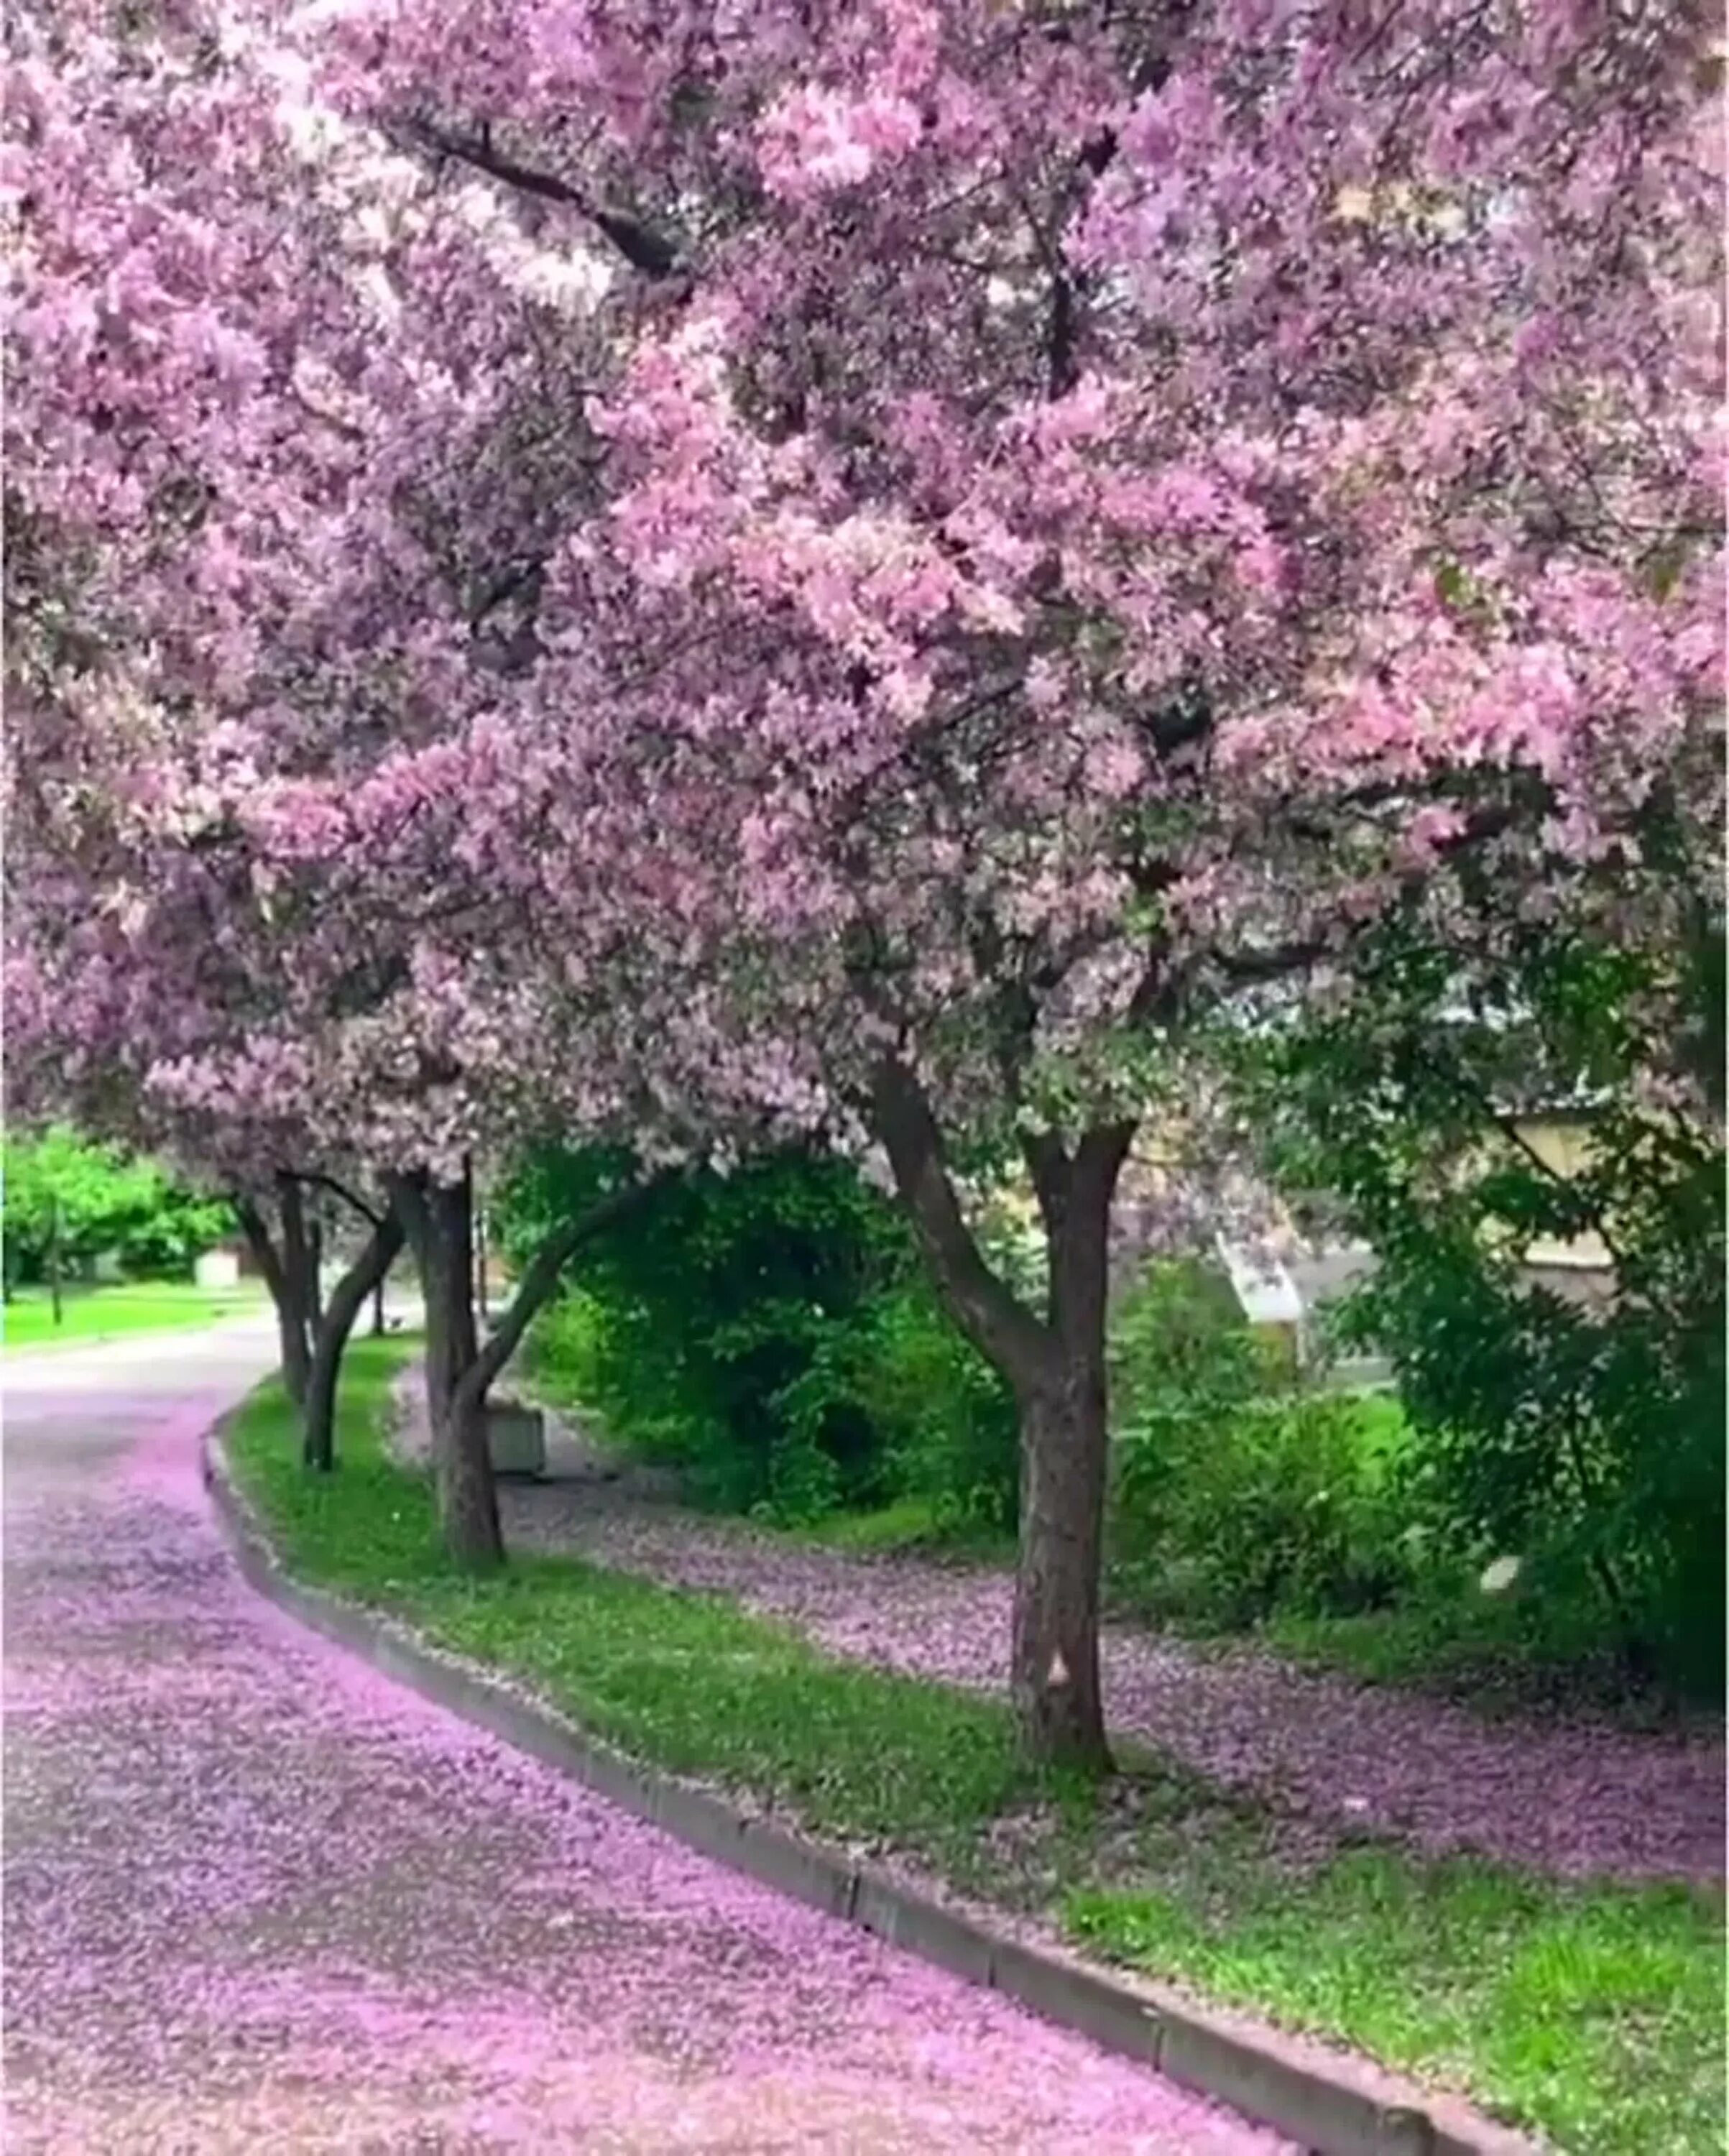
(509, 1144), (1017, 1534)
(857, 1286), (1019, 1537)
(1251, 913), (1727, 1696)
(1107, 1262), (1418, 1629)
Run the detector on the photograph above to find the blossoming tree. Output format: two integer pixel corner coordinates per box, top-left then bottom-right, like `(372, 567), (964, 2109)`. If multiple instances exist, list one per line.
(310, 0), (1720, 1761)
(8, 0), (1718, 1761)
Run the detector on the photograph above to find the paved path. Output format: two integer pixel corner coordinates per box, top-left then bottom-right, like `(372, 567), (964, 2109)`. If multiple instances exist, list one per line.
(1, 1336), (1286, 2154)
(397, 1373), (1725, 1886)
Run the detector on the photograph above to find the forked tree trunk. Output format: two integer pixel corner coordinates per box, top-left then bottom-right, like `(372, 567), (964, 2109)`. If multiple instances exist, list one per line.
(390, 1162), (655, 1573)
(870, 1056), (1130, 1771)
(301, 1210), (406, 1472)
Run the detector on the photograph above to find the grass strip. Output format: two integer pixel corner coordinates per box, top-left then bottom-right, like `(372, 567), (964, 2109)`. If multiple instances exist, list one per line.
(228, 1337), (1725, 2156)
(6, 1281), (269, 1349)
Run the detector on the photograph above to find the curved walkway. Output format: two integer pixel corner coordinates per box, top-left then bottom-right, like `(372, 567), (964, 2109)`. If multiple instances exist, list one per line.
(1, 1334), (1285, 2154)
(409, 1378), (1725, 1886)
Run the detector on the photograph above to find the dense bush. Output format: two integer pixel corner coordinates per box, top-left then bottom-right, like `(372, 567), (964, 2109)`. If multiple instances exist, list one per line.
(1248, 911), (1726, 1695)
(504, 1145), (1018, 1532)
(1107, 1262), (1419, 1630)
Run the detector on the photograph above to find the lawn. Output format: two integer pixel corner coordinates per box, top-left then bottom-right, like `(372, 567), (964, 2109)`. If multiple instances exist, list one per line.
(228, 1336), (1725, 2156)
(4, 1280), (269, 1350)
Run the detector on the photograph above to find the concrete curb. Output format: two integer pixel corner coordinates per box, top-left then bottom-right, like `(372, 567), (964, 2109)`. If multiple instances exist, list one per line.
(203, 1427), (1538, 2156)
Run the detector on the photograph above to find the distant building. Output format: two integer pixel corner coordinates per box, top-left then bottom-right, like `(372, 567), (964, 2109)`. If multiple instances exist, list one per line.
(1110, 1100), (1619, 1380)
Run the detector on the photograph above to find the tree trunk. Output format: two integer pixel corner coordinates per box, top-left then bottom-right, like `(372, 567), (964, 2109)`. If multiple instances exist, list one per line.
(275, 1176), (316, 1405)
(869, 1055), (1130, 1770)
(304, 1216), (325, 1332)
(372, 1276), (387, 1337)
(393, 1164), (502, 1569)
(1013, 1377), (1112, 1766)
(236, 1184), (313, 1405)
(302, 1210), (405, 1472)
(391, 1164), (654, 1572)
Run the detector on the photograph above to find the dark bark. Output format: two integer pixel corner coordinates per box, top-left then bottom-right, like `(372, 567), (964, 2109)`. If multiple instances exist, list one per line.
(1011, 1123), (1133, 1772)
(402, 118), (680, 277)
(301, 1208), (406, 1472)
(391, 1164), (656, 1572)
(392, 1164), (500, 1568)
(1013, 1378), (1112, 1766)
(285, 1172), (392, 1342)
(304, 1216), (325, 1332)
(869, 1055), (1132, 1769)
(235, 1186), (313, 1406)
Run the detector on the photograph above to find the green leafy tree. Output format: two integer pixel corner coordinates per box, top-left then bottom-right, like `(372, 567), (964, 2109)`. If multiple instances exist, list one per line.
(1, 1125), (234, 1309)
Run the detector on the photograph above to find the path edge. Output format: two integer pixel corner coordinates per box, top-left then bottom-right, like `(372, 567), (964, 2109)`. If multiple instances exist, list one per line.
(202, 1422), (1537, 2156)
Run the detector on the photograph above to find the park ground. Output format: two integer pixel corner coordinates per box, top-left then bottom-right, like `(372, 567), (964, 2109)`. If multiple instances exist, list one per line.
(220, 1335), (1724, 2156)
(1, 1326), (1290, 2154)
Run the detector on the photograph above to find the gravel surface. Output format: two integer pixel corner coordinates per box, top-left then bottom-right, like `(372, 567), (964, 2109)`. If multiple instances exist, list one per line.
(398, 1368), (1725, 1886)
(1, 1334), (1288, 2154)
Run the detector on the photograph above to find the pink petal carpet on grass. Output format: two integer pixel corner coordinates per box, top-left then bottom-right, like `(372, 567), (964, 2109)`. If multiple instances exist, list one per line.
(3, 1342), (1289, 2154)
(397, 1371), (1725, 1886)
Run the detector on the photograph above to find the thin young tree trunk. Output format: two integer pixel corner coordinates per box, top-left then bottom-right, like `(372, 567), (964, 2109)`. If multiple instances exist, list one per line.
(301, 1210), (405, 1472)
(869, 1055), (1131, 1770)
(47, 1194), (62, 1327)
(372, 1276), (387, 1337)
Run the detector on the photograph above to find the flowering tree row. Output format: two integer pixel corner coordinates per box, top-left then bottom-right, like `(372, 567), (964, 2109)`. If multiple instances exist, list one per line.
(6, 0), (1719, 1762)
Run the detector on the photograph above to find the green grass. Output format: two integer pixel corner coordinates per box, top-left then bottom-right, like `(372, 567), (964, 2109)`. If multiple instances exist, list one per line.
(801, 1495), (1016, 1565)
(4, 1279), (269, 1349)
(1258, 1585), (1719, 1730)
(229, 1338), (1725, 2156)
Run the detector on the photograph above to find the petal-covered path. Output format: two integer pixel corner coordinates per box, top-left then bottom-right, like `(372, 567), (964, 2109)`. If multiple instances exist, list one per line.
(1, 1333), (1288, 2155)
(402, 1378), (1725, 1887)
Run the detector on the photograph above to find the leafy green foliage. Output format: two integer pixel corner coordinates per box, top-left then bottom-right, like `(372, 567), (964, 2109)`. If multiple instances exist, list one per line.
(1246, 916), (1725, 1695)
(227, 1339), (1726, 2156)
(1, 1124), (232, 1286)
(1107, 1262), (1418, 1628)
(502, 1144), (1018, 1533)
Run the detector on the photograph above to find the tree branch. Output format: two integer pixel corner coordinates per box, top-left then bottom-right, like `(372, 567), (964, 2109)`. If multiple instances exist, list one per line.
(456, 1177), (659, 1409)
(232, 1192), (287, 1305)
(289, 1171), (384, 1229)
(404, 118), (680, 277)
(870, 1055), (1053, 1384)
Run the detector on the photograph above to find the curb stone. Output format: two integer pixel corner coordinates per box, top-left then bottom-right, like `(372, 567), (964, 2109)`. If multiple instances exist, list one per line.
(203, 1425), (1539, 2156)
